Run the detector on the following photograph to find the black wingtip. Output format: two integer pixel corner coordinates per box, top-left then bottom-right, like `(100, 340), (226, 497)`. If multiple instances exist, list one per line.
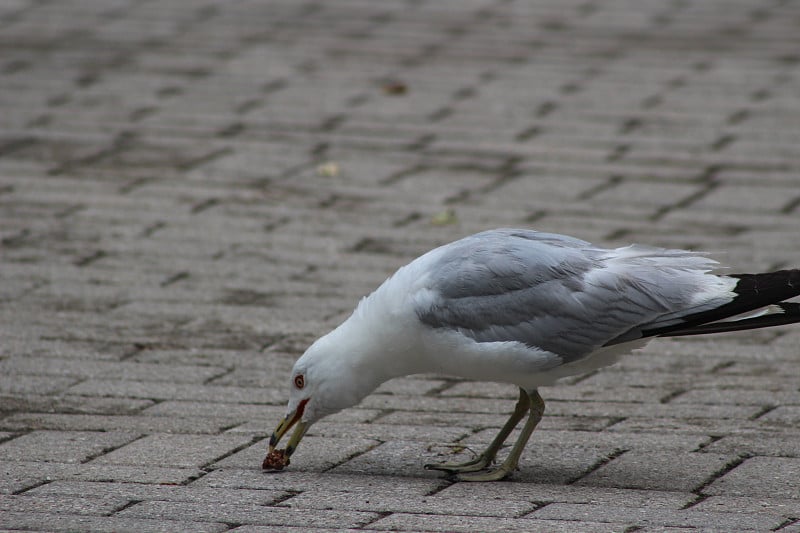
(643, 269), (800, 339)
(730, 269), (800, 302)
(664, 302), (800, 337)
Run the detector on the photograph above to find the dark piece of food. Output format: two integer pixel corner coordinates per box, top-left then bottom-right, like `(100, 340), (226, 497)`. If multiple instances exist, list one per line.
(381, 80), (407, 95)
(262, 448), (290, 470)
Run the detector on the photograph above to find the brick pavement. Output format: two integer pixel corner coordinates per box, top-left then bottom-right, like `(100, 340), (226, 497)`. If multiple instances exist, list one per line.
(1, 0), (799, 531)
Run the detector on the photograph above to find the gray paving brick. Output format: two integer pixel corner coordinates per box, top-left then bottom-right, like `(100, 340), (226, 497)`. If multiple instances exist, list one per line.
(132, 349), (296, 371)
(213, 435), (380, 473)
(0, 394), (154, 416)
(30, 480), (287, 506)
(192, 469), (445, 496)
(693, 184), (799, 213)
(0, 412), (240, 435)
(0, 493), (126, 516)
(779, 522), (800, 533)
(0, 375), (76, 395)
(577, 451), (735, 492)
(91, 433), (252, 469)
(444, 380), (672, 404)
(285, 489), (537, 518)
(0, 511), (229, 533)
(437, 482), (693, 509)
(330, 440), (470, 479)
(761, 406), (800, 427)
(375, 409), (614, 432)
(141, 401), (288, 420)
(706, 456), (800, 499)
(367, 513), (620, 532)
(0, 460), (200, 494)
(468, 429), (707, 454)
(700, 433), (800, 458)
(531, 503), (783, 530)
(117, 500), (379, 528)
(691, 495), (800, 518)
(229, 527), (358, 533)
(606, 417), (773, 436)
(66, 379), (286, 404)
(672, 389), (800, 406)
(0, 430), (139, 464)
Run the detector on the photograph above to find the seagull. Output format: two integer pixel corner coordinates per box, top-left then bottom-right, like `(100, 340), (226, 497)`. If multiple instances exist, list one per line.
(266, 228), (800, 481)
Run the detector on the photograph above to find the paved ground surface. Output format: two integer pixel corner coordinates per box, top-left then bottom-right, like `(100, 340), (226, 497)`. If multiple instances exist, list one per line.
(1, 0), (800, 531)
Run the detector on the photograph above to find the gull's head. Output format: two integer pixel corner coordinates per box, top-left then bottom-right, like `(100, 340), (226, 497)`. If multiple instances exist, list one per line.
(267, 325), (384, 463)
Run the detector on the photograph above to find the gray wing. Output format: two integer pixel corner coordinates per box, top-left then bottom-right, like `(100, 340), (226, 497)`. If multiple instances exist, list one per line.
(414, 229), (728, 363)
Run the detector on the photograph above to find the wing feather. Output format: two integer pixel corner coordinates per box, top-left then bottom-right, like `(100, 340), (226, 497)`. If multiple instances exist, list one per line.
(415, 229), (735, 363)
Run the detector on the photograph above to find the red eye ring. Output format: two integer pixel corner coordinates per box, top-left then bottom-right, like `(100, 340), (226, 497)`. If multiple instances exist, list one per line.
(294, 375), (305, 389)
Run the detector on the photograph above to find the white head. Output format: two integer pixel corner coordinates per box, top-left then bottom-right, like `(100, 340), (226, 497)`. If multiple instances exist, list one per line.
(266, 323), (388, 462)
(265, 274), (425, 467)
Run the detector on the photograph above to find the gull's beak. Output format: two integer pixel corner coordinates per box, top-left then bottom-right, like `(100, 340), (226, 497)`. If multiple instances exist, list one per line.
(269, 399), (310, 458)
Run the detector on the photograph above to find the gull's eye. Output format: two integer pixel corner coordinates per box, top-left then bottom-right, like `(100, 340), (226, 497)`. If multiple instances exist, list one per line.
(294, 374), (305, 389)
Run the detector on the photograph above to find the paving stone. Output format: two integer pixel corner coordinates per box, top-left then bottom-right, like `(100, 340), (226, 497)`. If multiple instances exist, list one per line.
(0, 413), (238, 435)
(330, 440), (468, 479)
(30, 480), (288, 505)
(0, 493), (126, 516)
(705, 456), (800, 499)
(779, 522), (800, 533)
(285, 489), (537, 518)
(760, 406), (800, 427)
(544, 399), (763, 420)
(691, 495), (800, 518)
(212, 435), (380, 473)
(229, 527), (359, 533)
(90, 433), (253, 469)
(577, 451), (735, 492)
(0, 511), (229, 533)
(606, 417), (772, 435)
(192, 469), (445, 496)
(0, 430), (139, 464)
(692, 185), (798, 213)
(467, 429), (708, 454)
(530, 503), (783, 530)
(0, 394), (154, 416)
(700, 433), (800, 458)
(672, 388), (800, 406)
(117, 500), (379, 528)
(131, 349), (296, 372)
(367, 513), (620, 532)
(0, 460), (200, 494)
(438, 482), (693, 509)
(445, 380), (672, 404)
(0, 375), (77, 395)
(66, 379), (287, 404)
(375, 409), (614, 432)
(0, 460), (82, 495)
(142, 400), (379, 426)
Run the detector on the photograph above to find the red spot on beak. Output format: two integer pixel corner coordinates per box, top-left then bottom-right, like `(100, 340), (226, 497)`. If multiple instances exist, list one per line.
(295, 398), (309, 419)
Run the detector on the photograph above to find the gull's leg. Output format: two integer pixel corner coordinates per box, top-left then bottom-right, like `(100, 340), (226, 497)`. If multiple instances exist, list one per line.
(455, 389), (545, 482)
(425, 388), (530, 474)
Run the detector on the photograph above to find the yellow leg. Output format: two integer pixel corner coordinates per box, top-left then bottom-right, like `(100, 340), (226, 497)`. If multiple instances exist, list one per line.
(455, 389), (545, 482)
(425, 388), (530, 474)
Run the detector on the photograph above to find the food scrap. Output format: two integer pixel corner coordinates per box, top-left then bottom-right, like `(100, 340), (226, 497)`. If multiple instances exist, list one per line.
(381, 80), (408, 95)
(315, 161), (340, 177)
(262, 448), (290, 470)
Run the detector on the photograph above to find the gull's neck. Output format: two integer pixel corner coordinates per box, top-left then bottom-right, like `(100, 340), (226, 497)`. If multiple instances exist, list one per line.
(324, 271), (427, 387)
(332, 298), (423, 383)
